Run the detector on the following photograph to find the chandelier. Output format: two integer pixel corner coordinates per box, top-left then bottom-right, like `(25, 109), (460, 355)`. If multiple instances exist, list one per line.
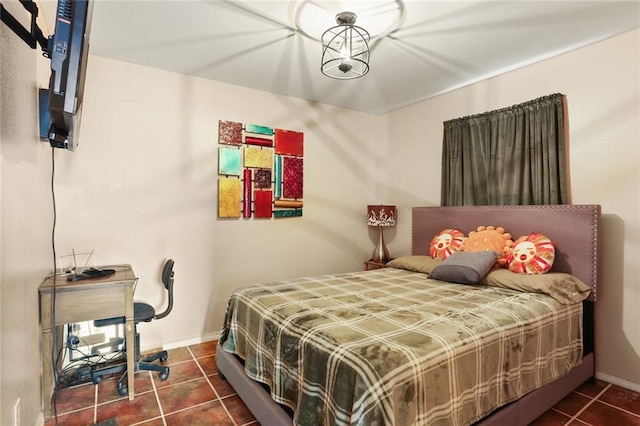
(321, 12), (370, 79)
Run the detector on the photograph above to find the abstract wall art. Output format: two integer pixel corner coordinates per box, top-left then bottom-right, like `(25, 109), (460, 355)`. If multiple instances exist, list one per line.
(217, 120), (304, 219)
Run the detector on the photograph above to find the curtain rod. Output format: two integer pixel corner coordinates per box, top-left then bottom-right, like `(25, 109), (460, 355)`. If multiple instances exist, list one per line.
(443, 93), (564, 125)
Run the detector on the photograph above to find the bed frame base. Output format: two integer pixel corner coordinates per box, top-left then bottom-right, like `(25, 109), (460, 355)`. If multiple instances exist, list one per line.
(217, 344), (293, 425)
(476, 353), (594, 425)
(217, 345), (593, 426)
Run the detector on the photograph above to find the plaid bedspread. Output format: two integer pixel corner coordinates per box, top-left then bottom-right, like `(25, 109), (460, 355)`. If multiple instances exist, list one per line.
(220, 268), (584, 426)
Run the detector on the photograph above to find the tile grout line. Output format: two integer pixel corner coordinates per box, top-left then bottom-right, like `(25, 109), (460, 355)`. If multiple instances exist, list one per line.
(598, 400), (640, 418)
(549, 407), (574, 420)
(592, 389), (640, 419)
(141, 347), (202, 423)
(94, 383), (98, 424)
(190, 346), (239, 426)
(149, 370), (168, 426)
(568, 383), (611, 424)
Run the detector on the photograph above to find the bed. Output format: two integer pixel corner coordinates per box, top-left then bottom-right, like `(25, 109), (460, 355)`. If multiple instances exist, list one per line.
(217, 205), (600, 426)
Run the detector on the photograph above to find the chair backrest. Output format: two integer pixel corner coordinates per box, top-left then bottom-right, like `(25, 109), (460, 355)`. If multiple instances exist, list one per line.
(155, 259), (175, 320)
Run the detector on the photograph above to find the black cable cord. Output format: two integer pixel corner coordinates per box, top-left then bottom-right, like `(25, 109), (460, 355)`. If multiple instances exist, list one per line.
(47, 148), (125, 422)
(57, 341), (124, 388)
(48, 150), (126, 422)
(49, 146), (60, 426)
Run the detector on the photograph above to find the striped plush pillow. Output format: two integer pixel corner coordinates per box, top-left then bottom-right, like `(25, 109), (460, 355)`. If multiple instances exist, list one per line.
(429, 229), (465, 260)
(507, 233), (555, 274)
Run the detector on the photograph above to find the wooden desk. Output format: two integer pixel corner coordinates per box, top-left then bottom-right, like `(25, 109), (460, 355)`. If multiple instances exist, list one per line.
(39, 264), (137, 418)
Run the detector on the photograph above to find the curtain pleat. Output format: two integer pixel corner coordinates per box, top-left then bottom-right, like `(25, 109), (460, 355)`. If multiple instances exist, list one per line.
(441, 93), (567, 206)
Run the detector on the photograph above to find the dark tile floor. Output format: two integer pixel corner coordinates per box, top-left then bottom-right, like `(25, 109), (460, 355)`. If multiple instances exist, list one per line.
(45, 340), (640, 426)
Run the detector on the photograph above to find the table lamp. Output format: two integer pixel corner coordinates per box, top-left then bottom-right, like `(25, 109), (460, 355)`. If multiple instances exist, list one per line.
(367, 205), (396, 263)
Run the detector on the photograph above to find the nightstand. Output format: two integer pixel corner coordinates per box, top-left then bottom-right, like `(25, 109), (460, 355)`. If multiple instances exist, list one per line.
(364, 259), (394, 271)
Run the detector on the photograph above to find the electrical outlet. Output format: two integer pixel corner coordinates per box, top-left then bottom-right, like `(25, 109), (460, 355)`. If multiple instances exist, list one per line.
(13, 398), (20, 426)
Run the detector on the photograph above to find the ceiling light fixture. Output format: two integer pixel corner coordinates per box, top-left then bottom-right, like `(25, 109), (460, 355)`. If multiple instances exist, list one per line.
(321, 11), (370, 80)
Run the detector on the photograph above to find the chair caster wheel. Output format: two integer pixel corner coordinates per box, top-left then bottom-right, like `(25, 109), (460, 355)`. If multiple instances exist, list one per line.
(117, 385), (128, 396)
(160, 353), (168, 362)
(159, 367), (169, 381)
(92, 376), (102, 385)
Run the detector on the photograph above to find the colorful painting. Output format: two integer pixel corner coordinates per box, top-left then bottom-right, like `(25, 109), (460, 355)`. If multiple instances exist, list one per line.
(244, 146), (274, 169)
(255, 169), (272, 189)
(283, 157), (303, 199)
(254, 190), (273, 218)
(217, 120), (303, 219)
(275, 129), (304, 156)
(219, 146), (242, 176)
(218, 121), (243, 146)
(218, 178), (242, 218)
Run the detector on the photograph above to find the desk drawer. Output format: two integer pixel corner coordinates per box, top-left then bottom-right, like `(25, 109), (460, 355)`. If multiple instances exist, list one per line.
(43, 286), (130, 325)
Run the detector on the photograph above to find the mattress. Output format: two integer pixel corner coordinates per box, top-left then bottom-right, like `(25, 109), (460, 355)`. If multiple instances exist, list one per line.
(220, 267), (584, 426)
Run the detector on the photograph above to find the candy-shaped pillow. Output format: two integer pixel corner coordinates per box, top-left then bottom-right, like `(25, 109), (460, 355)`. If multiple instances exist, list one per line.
(429, 229), (465, 260)
(463, 225), (513, 267)
(508, 233), (555, 274)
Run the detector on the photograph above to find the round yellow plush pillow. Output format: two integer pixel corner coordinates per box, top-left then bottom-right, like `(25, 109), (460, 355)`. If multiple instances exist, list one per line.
(463, 225), (513, 267)
(508, 233), (555, 274)
(429, 229), (465, 260)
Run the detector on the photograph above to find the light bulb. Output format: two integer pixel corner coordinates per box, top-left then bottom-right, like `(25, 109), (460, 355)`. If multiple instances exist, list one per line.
(338, 44), (352, 73)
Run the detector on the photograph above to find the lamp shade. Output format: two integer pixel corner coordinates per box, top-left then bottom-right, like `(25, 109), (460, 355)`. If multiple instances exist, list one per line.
(367, 205), (396, 227)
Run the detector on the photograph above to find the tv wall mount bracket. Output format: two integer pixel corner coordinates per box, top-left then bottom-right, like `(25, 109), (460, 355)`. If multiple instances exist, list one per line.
(1, 0), (51, 55)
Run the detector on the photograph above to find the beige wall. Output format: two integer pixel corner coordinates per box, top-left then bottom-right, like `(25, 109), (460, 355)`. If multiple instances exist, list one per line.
(385, 29), (640, 390)
(1, 16), (638, 426)
(1, 19), (58, 426)
(51, 54), (386, 349)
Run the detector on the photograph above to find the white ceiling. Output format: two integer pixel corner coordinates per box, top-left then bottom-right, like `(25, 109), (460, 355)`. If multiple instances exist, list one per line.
(43, 0), (640, 115)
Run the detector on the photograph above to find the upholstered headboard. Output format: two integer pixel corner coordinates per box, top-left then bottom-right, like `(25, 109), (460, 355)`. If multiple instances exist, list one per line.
(412, 205), (600, 301)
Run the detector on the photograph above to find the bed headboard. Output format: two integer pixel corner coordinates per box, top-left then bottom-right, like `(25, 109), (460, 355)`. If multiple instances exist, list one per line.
(412, 205), (601, 301)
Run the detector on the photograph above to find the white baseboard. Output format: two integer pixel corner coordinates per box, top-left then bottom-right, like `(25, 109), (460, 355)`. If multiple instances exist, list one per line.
(596, 371), (640, 393)
(141, 331), (220, 354)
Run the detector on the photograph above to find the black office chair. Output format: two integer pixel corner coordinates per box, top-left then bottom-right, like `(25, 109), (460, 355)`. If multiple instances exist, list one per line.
(91, 259), (175, 396)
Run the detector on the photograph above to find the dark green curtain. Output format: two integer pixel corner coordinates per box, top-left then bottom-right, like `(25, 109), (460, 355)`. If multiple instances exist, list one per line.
(441, 93), (567, 206)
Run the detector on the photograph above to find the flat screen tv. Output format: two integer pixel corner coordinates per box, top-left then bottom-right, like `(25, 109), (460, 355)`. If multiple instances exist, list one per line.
(46, 0), (93, 151)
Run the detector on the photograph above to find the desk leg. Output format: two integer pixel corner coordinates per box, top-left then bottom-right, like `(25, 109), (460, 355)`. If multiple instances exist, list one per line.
(40, 293), (53, 419)
(40, 308), (70, 418)
(125, 286), (135, 400)
(41, 325), (53, 418)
